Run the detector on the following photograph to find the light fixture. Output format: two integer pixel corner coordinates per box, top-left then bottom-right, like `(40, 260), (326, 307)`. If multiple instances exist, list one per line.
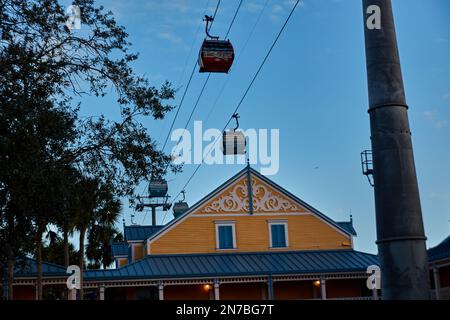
(313, 280), (321, 288)
(203, 284), (212, 292)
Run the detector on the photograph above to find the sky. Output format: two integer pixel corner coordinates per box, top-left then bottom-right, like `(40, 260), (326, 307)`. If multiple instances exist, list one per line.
(68, 0), (450, 255)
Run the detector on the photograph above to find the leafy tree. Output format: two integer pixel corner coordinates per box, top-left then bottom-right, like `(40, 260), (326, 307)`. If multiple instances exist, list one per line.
(0, 82), (77, 300)
(1, 0), (179, 300)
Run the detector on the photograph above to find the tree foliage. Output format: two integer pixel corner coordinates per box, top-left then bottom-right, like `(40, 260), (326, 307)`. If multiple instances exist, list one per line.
(0, 0), (178, 299)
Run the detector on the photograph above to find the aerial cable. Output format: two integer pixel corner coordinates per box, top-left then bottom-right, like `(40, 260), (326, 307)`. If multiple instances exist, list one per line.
(209, 0), (221, 31)
(160, 0), (222, 151)
(163, 0), (244, 170)
(176, 0), (212, 87)
(140, 0), (214, 200)
(161, 63), (197, 151)
(225, 0), (243, 39)
(204, 0), (270, 126)
(157, 0), (212, 145)
(171, 0), (301, 204)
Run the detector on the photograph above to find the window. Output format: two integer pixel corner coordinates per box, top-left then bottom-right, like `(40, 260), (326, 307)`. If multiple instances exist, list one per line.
(269, 221), (288, 248)
(215, 222), (236, 250)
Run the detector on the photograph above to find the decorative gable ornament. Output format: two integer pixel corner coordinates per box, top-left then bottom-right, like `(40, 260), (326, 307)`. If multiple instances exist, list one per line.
(202, 177), (304, 214)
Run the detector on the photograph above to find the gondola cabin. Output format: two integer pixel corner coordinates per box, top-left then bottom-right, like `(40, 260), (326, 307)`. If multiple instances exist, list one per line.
(222, 130), (246, 155)
(198, 39), (235, 73)
(148, 179), (168, 198)
(173, 201), (189, 219)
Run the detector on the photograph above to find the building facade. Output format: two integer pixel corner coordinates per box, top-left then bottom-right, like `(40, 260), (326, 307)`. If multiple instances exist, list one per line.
(5, 166), (385, 300)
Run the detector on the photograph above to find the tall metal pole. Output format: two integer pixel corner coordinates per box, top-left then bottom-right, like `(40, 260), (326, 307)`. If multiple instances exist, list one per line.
(362, 0), (430, 299)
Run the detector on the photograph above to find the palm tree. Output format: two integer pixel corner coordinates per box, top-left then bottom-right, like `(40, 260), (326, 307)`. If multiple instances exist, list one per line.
(42, 233), (80, 266)
(72, 177), (97, 300)
(72, 176), (120, 299)
(55, 168), (79, 268)
(87, 225), (123, 269)
(31, 164), (69, 300)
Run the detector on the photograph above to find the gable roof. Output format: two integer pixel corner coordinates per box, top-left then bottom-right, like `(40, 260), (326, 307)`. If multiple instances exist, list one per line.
(14, 257), (67, 278)
(336, 222), (357, 236)
(84, 249), (378, 281)
(146, 166), (355, 244)
(428, 235), (450, 262)
(111, 243), (129, 258)
(124, 225), (164, 242)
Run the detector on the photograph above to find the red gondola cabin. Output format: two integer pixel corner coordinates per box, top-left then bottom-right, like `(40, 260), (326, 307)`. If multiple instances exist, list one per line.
(198, 39), (235, 73)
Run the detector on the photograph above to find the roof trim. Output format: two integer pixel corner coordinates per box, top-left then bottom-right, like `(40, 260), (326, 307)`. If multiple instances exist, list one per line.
(247, 167), (354, 237)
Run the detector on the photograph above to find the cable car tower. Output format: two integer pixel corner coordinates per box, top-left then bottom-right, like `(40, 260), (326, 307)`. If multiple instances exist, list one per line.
(135, 179), (171, 226)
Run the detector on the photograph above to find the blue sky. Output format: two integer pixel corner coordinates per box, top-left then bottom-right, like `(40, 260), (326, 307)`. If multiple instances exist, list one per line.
(74, 0), (450, 254)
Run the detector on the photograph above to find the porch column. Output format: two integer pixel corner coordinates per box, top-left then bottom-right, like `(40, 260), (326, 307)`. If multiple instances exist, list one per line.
(214, 279), (220, 300)
(68, 289), (77, 300)
(158, 282), (164, 301)
(267, 275), (274, 300)
(99, 285), (105, 301)
(433, 266), (441, 300)
(320, 278), (327, 300)
(372, 287), (379, 300)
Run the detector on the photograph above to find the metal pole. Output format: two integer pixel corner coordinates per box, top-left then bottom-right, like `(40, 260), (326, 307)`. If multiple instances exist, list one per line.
(362, 0), (430, 299)
(246, 164), (254, 215)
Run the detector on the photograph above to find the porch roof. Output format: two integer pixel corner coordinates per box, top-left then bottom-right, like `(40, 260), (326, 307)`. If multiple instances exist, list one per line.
(428, 235), (450, 262)
(14, 257), (67, 278)
(84, 249), (378, 281)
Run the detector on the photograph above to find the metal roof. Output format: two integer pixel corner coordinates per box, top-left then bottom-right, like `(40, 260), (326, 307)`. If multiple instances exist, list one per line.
(428, 235), (450, 262)
(336, 222), (357, 236)
(146, 166), (356, 244)
(111, 243), (129, 257)
(124, 225), (164, 242)
(84, 249), (378, 281)
(14, 257), (67, 277)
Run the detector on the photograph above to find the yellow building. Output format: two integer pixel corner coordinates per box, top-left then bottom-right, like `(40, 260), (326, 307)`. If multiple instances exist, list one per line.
(103, 166), (377, 300)
(8, 167), (450, 300)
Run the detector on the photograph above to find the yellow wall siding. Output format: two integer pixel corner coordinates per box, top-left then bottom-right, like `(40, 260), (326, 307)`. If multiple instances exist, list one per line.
(118, 258), (128, 267)
(133, 244), (144, 261)
(149, 214), (350, 254)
